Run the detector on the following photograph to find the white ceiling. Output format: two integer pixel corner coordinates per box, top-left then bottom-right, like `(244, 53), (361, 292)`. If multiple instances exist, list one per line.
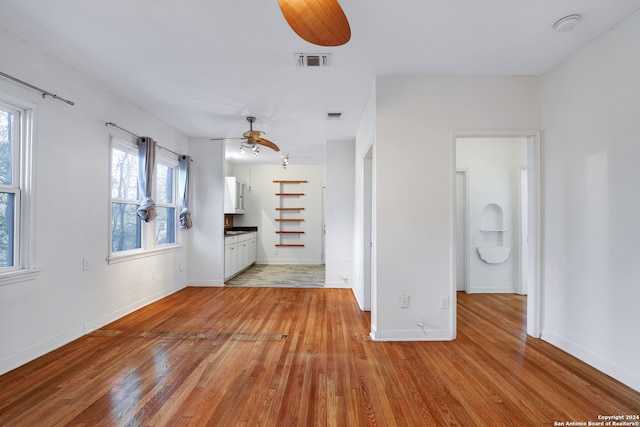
(1, 0), (639, 165)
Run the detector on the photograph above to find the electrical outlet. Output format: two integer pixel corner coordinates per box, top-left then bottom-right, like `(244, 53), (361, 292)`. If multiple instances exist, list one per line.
(400, 294), (409, 308)
(152, 270), (157, 280)
(440, 296), (449, 309)
(82, 257), (89, 271)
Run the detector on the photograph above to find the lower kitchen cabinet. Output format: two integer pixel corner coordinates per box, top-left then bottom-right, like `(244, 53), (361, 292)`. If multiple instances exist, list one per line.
(224, 232), (257, 280)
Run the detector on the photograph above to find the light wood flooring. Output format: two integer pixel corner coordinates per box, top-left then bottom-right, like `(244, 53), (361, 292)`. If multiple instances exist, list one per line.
(225, 264), (325, 287)
(0, 288), (638, 426)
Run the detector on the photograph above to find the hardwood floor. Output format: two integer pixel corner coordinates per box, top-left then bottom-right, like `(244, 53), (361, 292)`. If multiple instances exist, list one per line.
(0, 288), (638, 426)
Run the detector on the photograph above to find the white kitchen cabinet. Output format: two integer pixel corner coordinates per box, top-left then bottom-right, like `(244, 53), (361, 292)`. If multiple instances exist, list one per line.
(224, 177), (245, 214)
(224, 232), (257, 280)
(224, 235), (239, 279)
(249, 235), (257, 264)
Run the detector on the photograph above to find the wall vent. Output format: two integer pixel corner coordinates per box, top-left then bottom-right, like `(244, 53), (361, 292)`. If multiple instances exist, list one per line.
(296, 53), (331, 67)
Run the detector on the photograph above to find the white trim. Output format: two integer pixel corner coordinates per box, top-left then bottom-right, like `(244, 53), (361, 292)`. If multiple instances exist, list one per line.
(188, 279), (225, 287)
(542, 329), (640, 393)
(0, 94), (38, 280)
(0, 282), (184, 376)
(154, 155), (179, 247)
(0, 268), (41, 286)
(455, 169), (470, 294)
(370, 328), (454, 341)
(107, 244), (183, 265)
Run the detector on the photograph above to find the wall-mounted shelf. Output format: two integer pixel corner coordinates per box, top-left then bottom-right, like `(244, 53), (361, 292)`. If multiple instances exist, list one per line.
(275, 180), (306, 247)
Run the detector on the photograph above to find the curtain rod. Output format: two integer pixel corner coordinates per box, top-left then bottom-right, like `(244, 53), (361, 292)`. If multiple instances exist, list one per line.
(0, 71), (75, 106)
(105, 122), (190, 160)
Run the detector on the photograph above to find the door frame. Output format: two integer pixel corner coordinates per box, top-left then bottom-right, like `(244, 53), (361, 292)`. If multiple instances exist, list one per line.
(518, 166), (528, 295)
(455, 169), (470, 293)
(452, 130), (542, 338)
(361, 142), (375, 313)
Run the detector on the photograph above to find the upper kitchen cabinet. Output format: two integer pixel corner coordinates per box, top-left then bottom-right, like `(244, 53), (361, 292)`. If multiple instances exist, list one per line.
(224, 177), (246, 214)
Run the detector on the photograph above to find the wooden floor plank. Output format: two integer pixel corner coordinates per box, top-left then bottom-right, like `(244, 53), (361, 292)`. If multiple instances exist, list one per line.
(0, 288), (638, 426)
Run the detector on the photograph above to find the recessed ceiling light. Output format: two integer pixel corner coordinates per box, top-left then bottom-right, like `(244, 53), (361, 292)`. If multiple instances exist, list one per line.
(553, 14), (581, 33)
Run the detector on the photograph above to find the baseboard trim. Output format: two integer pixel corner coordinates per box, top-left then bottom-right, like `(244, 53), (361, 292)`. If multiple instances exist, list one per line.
(542, 329), (640, 392)
(0, 283), (185, 376)
(370, 328), (454, 341)
(188, 279), (225, 287)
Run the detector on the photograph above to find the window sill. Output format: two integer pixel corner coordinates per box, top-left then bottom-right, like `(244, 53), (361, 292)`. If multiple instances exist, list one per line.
(107, 244), (184, 265)
(0, 268), (42, 286)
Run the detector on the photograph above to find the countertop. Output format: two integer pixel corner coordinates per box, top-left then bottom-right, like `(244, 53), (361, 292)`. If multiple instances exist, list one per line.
(224, 226), (258, 236)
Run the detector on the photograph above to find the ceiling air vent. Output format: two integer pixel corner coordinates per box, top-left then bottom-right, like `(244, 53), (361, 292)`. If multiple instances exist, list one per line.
(326, 112), (343, 120)
(296, 53), (331, 67)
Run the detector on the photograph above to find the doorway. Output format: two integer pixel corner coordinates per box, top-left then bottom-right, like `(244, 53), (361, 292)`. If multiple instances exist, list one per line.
(454, 133), (540, 338)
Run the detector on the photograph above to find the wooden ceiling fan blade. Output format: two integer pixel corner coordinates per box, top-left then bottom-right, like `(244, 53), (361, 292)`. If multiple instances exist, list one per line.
(243, 130), (265, 139)
(256, 138), (280, 152)
(278, 0), (351, 47)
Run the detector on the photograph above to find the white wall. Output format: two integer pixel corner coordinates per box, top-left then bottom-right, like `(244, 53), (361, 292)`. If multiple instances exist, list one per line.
(540, 10), (640, 391)
(187, 138), (225, 286)
(372, 76), (540, 341)
(457, 137), (527, 293)
(0, 29), (189, 375)
(325, 140), (355, 287)
(231, 164), (325, 265)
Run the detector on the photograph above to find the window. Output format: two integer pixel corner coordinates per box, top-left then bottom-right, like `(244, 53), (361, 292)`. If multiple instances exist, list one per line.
(155, 155), (177, 246)
(110, 140), (142, 252)
(109, 137), (179, 260)
(0, 96), (35, 279)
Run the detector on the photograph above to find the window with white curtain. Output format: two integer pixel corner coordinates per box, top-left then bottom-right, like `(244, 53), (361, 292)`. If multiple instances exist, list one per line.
(0, 95), (36, 281)
(109, 136), (180, 261)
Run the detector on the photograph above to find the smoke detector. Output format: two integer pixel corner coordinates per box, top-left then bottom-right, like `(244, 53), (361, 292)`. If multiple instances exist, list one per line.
(553, 14), (581, 32)
(296, 53), (331, 67)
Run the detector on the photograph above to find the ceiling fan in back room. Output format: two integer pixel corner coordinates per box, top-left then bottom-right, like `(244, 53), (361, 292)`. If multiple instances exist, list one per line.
(278, 0), (351, 46)
(211, 116), (280, 157)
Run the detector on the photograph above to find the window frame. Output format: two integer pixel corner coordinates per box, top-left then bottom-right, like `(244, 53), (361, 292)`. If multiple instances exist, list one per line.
(0, 93), (38, 285)
(109, 136), (144, 256)
(154, 151), (179, 247)
(107, 136), (181, 264)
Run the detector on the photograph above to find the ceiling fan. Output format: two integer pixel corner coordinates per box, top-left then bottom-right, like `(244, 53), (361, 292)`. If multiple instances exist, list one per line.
(211, 116), (280, 155)
(278, 0), (351, 47)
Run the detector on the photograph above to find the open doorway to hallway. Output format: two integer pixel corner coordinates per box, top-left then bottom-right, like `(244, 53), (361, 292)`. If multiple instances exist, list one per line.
(454, 133), (540, 337)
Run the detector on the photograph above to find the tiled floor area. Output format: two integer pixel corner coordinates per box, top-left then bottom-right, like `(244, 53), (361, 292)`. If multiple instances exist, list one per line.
(224, 264), (325, 288)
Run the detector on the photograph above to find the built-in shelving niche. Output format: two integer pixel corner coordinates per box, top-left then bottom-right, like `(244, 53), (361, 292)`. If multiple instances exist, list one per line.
(274, 180), (307, 247)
